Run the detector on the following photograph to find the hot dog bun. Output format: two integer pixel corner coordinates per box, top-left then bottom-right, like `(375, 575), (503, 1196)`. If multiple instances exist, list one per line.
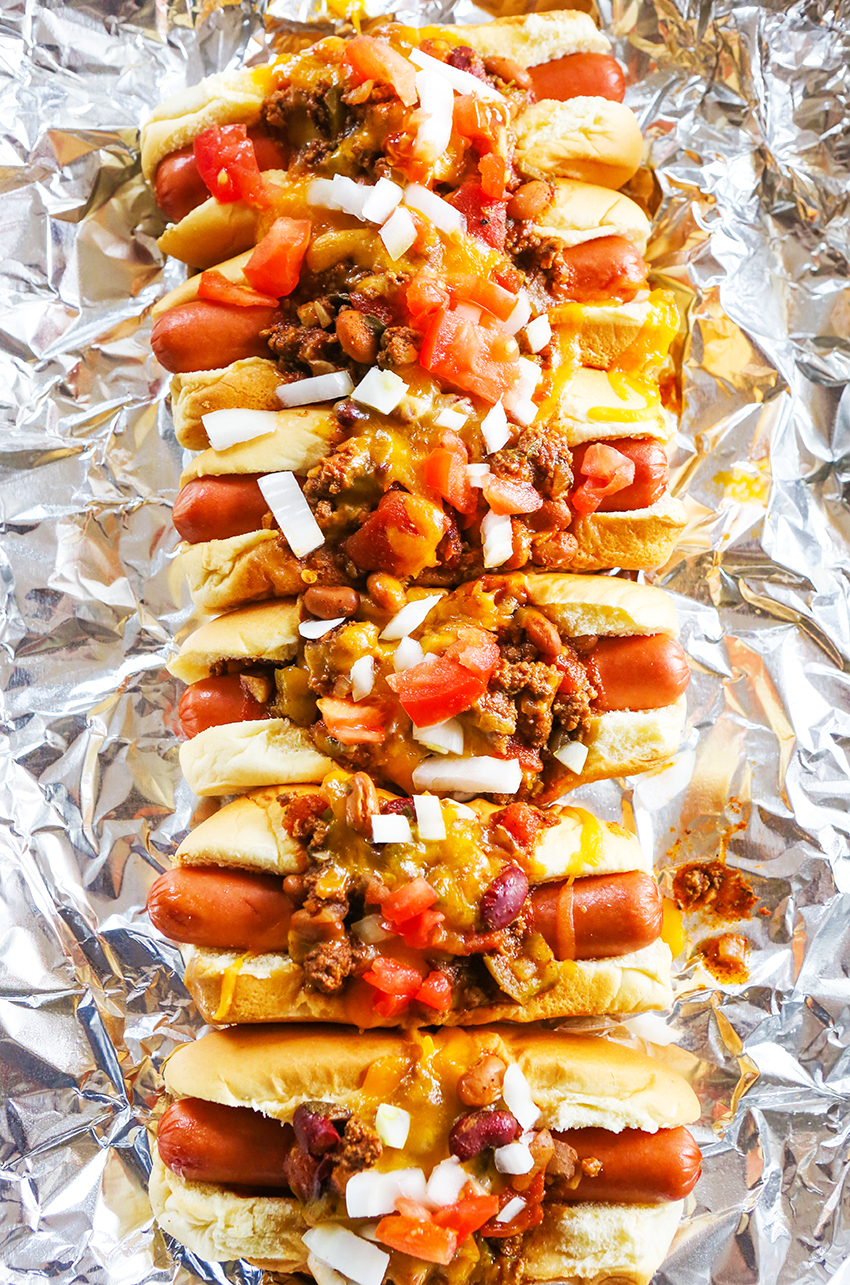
(534, 180), (651, 254)
(150, 1024), (699, 1283)
(167, 574), (688, 800)
(514, 99), (644, 189)
(455, 11), (611, 66)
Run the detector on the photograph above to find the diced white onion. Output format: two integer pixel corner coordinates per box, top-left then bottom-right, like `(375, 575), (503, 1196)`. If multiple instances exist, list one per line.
(380, 594), (441, 641)
(415, 68), (454, 160)
(452, 802), (477, 819)
(424, 1157), (468, 1208)
(332, 173), (370, 220)
(375, 1104), (411, 1149)
(258, 472), (324, 558)
(554, 740), (589, 774)
(507, 396), (538, 427)
(201, 408), (279, 451)
(454, 302), (482, 324)
(496, 1196), (527, 1224)
(435, 407), (467, 429)
(371, 813), (413, 844)
(404, 183), (465, 236)
(409, 47), (505, 102)
(350, 654), (375, 701)
(413, 718), (464, 756)
(503, 290), (531, 336)
(482, 509), (513, 568)
(307, 178), (341, 210)
(299, 615), (346, 640)
(362, 177), (404, 224)
(413, 794), (447, 841)
(516, 357), (542, 390)
(308, 1252), (349, 1285)
(494, 1142), (534, 1175)
(480, 401), (510, 455)
(302, 1226), (389, 1285)
(380, 206), (418, 261)
(277, 371), (354, 408)
(352, 914), (394, 945)
(393, 636), (425, 671)
(345, 1167), (426, 1217)
(502, 1062), (540, 1130)
(412, 755), (522, 795)
(353, 368), (408, 415)
(524, 314), (552, 353)
(466, 463), (491, 487)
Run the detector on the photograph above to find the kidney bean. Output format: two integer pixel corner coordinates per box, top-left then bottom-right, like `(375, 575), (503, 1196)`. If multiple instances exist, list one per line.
(303, 586), (360, 619)
(283, 1142), (332, 1203)
(457, 1055), (507, 1108)
(481, 865), (529, 930)
(293, 1103), (343, 1156)
(449, 1109), (519, 1160)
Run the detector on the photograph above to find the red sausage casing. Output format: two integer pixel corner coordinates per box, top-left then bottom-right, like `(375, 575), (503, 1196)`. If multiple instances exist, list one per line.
(530, 871), (663, 960)
(178, 674), (270, 740)
(529, 52), (626, 104)
(588, 635), (690, 712)
(550, 1126), (702, 1204)
(151, 301), (278, 374)
(147, 866), (294, 951)
(173, 475), (270, 544)
(158, 1099), (293, 1187)
(555, 236), (647, 304)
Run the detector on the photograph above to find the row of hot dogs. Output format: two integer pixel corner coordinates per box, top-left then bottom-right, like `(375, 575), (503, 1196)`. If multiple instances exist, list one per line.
(139, 14), (704, 1285)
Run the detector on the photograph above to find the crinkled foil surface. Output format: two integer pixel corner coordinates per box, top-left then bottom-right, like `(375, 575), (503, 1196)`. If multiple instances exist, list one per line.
(1, 0), (849, 1280)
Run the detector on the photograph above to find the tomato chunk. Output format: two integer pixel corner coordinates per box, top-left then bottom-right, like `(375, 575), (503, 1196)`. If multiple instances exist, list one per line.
(193, 125), (286, 207)
(447, 275), (517, 323)
(362, 957), (423, 1000)
(197, 270), (278, 308)
(448, 181), (507, 250)
(405, 274), (451, 327)
(433, 1195), (500, 1240)
(490, 802), (542, 853)
(318, 698), (387, 744)
(344, 36), (417, 106)
(387, 656), (489, 726)
(375, 1216), (458, 1266)
(570, 443), (637, 516)
(415, 970), (453, 1011)
(445, 628), (500, 678)
(381, 878), (438, 925)
(344, 491), (449, 578)
(244, 217), (311, 299)
(398, 908), (445, 950)
(423, 436), (476, 515)
(482, 474), (543, 516)
(420, 309), (520, 404)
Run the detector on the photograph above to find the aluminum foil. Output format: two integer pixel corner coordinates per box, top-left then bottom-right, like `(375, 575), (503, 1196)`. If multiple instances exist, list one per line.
(2, 0), (849, 1280)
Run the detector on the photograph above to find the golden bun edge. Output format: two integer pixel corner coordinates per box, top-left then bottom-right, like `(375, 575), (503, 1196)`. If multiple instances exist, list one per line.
(149, 1154), (683, 1285)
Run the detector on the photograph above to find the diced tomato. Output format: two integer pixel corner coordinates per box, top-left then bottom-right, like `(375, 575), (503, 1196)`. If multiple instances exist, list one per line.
(423, 437), (476, 515)
(244, 217), (311, 299)
(363, 956), (423, 996)
(406, 274), (451, 327)
(444, 628), (500, 679)
(344, 491), (449, 578)
(343, 36), (417, 106)
(479, 152), (507, 200)
(395, 1199), (434, 1221)
(448, 181), (507, 251)
(398, 908), (445, 950)
(387, 655), (490, 726)
(503, 739), (544, 772)
(480, 1174), (545, 1238)
(452, 96), (510, 156)
(376, 1215), (458, 1266)
(420, 309), (521, 404)
(415, 970), (453, 1011)
(374, 991), (413, 1019)
(482, 475), (543, 516)
(381, 878), (438, 926)
(433, 1195), (500, 1241)
(197, 270), (279, 308)
(570, 443), (637, 517)
(554, 648), (589, 696)
(193, 125), (286, 208)
(447, 275), (517, 324)
(491, 802), (541, 852)
(318, 698), (387, 744)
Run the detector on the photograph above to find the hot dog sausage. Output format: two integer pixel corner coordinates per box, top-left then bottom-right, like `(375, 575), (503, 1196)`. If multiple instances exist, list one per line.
(178, 674), (270, 740)
(158, 1098), (294, 1186)
(554, 236), (647, 304)
(173, 475), (270, 544)
(147, 866), (294, 950)
(154, 129), (290, 223)
(530, 871), (662, 960)
(588, 635), (690, 712)
(151, 301), (278, 373)
(571, 439), (668, 513)
(550, 1126), (701, 1203)
(529, 52), (625, 104)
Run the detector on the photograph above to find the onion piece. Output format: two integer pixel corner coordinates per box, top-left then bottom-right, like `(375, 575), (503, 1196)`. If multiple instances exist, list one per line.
(307, 178), (341, 210)
(380, 594), (442, 640)
(496, 1196), (526, 1224)
(503, 290), (531, 336)
(353, 368), (408, 414)
(480, 401), (510, 454)
(413, 794), (447, 840)
(413, 718), (464, 756)
(299, 615), (345, 640)
(524, 314), (552, 353)
(409, 47), (505, 102)
(435, 407), (467, 429)
(502, 1062), (540, 1130)
(352, 914), (394, 945)
(494, 1141), (534, 1175)
(350, 654), (375, 700)
(332, 173), (370, 220)
(346, 1168), (428, 1220)
(258, 473), (324, 558)
(481, 509), (513, 568)
(424, 1157), (468, 1207)
(375, 1104), (411, 1149)
(277, 371), (354, 408)
(371, 814), (413, 844)
(201, 408), (280, 451)
(404, 183), (465, 236)
(308, 1252), (348, 1285)
(362, 177), (404, 224)
(507, 397), (538, 427)
(302, 1226), (389, 1285)
(415, 68), (454, 161)
(554, 741), (589, 774)
(393, 636), (425, 671)
(412, 755), (522, 795)
(380, 206), (417, 261)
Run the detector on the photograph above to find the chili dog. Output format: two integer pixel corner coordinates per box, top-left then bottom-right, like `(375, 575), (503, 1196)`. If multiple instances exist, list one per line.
(146, 777), (673, 1026)
(166, 572), (689, 803)
(149, 1024), (701, 1284)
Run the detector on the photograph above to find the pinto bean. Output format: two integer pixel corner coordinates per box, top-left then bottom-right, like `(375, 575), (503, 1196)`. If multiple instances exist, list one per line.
(507, 180), (553, 222)
(523, 610), (563, 659)
(457, 1055), (507, 1107)
(335, 309), (381, 364)
(345, 772), (380, 835)
(366, 573), (407, 614)
(449, 1109), (518, 1160)
(303, 586), (360, 619)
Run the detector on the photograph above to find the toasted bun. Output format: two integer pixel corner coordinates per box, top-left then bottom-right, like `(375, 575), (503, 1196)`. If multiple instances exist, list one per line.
(546, 366), (669, 445)
(158, 197), (263, 271)
(515, 99), (644, 189)
(181, 939), (672, 1027)
(170, 359), (286, 450)
(180, 718), (334, 794)
(536, 180), (651, 255)
(140, 67), (271, 181)
(569, 493), (687, 573)
(456, 11), (610, 66)
(168, 599), (300, 683)
(180, 408), (338, 483)
(150, 1153), (683, 1285)
(178, 530), (312, 612)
